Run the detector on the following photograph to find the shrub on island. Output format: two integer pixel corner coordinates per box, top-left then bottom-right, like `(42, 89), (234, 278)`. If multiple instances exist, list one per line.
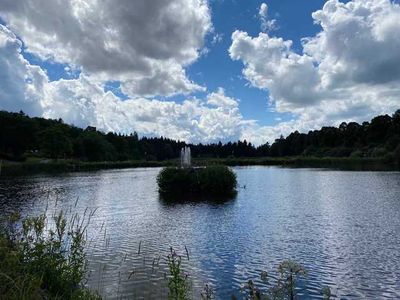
(157, 165), (237, 197)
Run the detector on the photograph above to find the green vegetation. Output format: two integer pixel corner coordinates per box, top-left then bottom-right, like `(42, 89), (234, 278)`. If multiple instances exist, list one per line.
(267, 110), (400, 162)
(0, 211), (99, 299)
(0, 155), (396, 176)
(157, 166), (237, 198)
(0, 159), (171, 176)
(238, 260), (308, 300)
(164, 247), (331, 300)
(167, 247), (191, 300)
(191, 156), (397, 170)
(1, 110), (399, 170)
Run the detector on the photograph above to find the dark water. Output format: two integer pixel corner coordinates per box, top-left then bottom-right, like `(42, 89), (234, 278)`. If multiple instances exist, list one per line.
(1, 167), (399, 299)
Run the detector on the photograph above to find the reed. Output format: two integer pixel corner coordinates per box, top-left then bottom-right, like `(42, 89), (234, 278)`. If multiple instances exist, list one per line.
(0, 210), (100, 299)
(157, 165), (237, 198)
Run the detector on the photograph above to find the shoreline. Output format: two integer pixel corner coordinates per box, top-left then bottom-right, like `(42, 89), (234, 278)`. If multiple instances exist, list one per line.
(0, 156), (398, 176)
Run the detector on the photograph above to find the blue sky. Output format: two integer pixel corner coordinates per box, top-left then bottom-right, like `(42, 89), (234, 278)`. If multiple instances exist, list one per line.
(0, 0), (399, 144)
(17, 1), (329, 127)
(27, 0), (330, 126)
(188, 0), (329, 125)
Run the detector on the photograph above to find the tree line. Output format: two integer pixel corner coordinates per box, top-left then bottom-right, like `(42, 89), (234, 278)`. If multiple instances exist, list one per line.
(267, 110), (400, 159)
(0, 109), (399, 162)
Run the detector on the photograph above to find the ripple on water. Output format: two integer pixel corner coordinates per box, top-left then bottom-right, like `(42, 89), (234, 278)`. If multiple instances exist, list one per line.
(0, 167), (400, 299)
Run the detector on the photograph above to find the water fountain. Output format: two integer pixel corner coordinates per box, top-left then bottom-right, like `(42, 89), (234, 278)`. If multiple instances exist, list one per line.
(158, 146), (236, 197)
(180, 146), (191, 168)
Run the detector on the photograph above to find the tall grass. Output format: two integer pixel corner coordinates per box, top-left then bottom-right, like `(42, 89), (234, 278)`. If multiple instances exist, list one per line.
(0, 210), (100, 299)
(167, 247), (191, 300)
(157, 165), (237, 197)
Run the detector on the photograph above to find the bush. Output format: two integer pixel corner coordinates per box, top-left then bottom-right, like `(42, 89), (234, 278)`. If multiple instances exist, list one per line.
(157, 165), (237, 197)
(370, 147), (388, 157)
(324, 147), (353, 157)
(0, 211), (100, 299)
(350, 150), (363, 158)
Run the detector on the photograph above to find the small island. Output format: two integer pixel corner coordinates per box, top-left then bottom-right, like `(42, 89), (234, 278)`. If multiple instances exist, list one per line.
(157, 147), (237, 198)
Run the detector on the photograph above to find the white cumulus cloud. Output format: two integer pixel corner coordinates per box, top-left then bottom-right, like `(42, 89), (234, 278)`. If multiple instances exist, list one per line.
(0, 24), (257, 144)
(207, 88), (239, 108)
(0, 25), (47, 116)
(230, 0), (400, 131)
(258, 2), (277, 32)
(0, 0), (212, 97)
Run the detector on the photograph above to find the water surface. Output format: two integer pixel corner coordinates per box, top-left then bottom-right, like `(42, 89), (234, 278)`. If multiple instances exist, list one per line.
(0, 167), (399, 299)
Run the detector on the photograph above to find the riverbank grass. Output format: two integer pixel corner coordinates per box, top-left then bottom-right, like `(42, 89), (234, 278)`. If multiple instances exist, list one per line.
(0, 212), (100, 300)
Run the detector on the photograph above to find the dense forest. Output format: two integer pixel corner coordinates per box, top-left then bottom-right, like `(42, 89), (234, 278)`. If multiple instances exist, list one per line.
(0, 109), (399, 163)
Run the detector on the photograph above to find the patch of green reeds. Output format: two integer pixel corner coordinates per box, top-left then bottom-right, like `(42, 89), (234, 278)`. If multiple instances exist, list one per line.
(157, 165), (237, 198)
(0, 208), (100, 299)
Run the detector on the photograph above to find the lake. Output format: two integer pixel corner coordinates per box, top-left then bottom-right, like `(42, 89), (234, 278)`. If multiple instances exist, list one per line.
(0, 166), (399, 299)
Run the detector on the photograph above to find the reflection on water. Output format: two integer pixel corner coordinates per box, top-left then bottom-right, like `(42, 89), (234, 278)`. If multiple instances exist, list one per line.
(1, 167), (400, 299)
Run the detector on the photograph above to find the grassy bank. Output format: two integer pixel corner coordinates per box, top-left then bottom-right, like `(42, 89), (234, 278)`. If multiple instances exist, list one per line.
(196, 156), (398, 171)
(0, 156), (397, 176)
(0, 159), (175, 176)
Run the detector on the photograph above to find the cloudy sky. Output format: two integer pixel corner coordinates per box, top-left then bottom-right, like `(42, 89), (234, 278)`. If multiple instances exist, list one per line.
(0, 0), (399, 145)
